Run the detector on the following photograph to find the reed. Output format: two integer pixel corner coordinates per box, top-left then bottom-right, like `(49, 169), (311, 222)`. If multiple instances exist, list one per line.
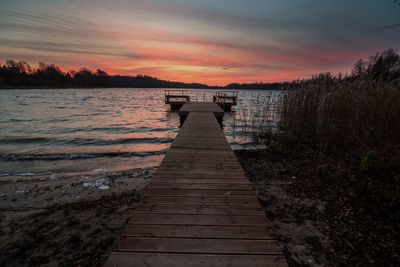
(280, 51), (400, 153)
(232, 91), (282, 139)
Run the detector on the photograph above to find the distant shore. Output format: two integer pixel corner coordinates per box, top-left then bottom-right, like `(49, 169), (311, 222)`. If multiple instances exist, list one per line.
(0, 85), (284, 90)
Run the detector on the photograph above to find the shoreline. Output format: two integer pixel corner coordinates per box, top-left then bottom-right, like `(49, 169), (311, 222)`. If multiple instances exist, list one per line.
(0, 86), (284, 90)
(2, 141), (398, 266)
(235, 141), (399, 266)
(0, 167), (155, 266)
(0, 168), (155, 211)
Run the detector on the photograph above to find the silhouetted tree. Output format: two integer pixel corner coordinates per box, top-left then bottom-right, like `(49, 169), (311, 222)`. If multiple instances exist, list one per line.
(352, 59), (366, 78)
(34, 62), (66, 86)
(364, 49), (400, 81)
(1, 50), (399, 89)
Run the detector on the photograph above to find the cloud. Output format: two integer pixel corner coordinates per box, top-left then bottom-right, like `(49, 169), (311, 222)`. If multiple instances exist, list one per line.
(373, 22), (400, 31)
(0, 0), (398, 85)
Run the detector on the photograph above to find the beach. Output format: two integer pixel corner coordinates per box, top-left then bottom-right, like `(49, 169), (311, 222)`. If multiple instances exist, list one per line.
(0, 167), (155, 266)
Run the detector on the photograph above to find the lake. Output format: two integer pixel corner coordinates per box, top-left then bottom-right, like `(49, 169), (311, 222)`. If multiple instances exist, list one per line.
(0, 88), (281, 181)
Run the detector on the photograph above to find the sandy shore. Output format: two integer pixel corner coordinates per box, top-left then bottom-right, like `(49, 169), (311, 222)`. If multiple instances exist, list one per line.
(0, 168), (155, 266)
(2, 143), (397, 266)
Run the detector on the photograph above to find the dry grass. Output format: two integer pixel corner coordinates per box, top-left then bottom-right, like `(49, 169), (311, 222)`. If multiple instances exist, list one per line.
(244, 51), (400, 266)
(279, 50), (400, 153)
(232, 91), (282, 138)
(280, 78), (400, 152)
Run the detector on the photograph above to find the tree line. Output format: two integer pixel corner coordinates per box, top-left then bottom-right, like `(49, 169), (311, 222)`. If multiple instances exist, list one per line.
(0, 60), (285, 89)
(0, 61), (211, 89)
(1, 49), (399, 89)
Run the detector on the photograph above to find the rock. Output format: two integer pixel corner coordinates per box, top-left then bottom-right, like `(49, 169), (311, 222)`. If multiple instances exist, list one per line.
(118, 205), (128, 213)
(49, 174), (59, 180)
(98, 185), (110, 190)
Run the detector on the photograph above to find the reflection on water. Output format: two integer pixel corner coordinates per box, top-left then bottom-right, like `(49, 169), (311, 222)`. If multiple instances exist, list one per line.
(0, 88), (281, 179)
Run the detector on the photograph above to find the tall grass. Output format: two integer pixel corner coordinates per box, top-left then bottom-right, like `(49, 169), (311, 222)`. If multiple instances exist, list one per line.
(280, 50), (400, 152)
(232, 91), (282, 139)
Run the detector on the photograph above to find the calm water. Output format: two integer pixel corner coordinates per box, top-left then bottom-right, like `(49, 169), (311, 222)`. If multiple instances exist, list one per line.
(0, 88), (280, 180)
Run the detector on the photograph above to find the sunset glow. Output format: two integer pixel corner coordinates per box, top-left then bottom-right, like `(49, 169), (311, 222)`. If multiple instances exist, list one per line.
(1, 0), (399, 85)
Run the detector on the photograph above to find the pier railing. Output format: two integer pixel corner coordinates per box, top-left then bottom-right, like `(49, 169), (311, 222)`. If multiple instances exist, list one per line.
(164, 90), (239, 111)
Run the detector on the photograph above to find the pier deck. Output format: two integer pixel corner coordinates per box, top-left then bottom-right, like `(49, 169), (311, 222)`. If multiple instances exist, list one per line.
(178, 102), (224, 125)
(104, 103), (287, 267)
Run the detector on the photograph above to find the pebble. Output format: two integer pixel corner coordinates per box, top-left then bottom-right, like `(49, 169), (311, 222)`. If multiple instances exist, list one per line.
(98, 185), (110, 190)
(49, 174), (59, 180)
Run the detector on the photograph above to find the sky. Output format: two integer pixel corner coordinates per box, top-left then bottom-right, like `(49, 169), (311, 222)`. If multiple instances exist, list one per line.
(0, 0), (399, 85)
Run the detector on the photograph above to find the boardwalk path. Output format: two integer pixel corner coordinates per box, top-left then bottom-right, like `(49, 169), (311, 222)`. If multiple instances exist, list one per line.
(104, 104), (287, 267)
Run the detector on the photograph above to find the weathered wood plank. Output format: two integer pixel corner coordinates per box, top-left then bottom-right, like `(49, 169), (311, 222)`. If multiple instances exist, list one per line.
(128, 214), (269, 226)
(179, 102), (224, 113)
(131, 204), (264, 215)
(147, 183), (252, 190)
(143, 196), (260, 205)
(104, 252), (288, 267)
(144, 189), (254, 197)
(154, 174), (248, 180)
(121, 225), (273, 239)
(114, 237), (283, 254)
(150, 178), (251, 184)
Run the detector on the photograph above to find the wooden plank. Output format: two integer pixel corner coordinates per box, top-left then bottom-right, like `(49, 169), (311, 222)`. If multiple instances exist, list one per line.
(131, 204), (264, 215)
(121, 225), (273, 239)
(179, 102), (224, 113)
(164, 149), (236, 157)
(156, 169), (245, 175)
(114, 237), (283, 254)
(104, 252), (288, 267)
(158, 163), (243, 168)
(143, 196), (260, 205)
(171, 142), (231, 150)
(150, 178), (251, 184)
(153, 173), (248, 179)
(159, 163), (241, 169)
(147, 183), (252, 190)
(128, 214), (269, 226)
(156, 166), (245, 171)
(144, 189), (254, 197)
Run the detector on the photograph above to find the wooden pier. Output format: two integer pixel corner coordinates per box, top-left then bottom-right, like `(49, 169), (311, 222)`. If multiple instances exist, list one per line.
(178, 102), (224, 126)
(104, 103), (287, 267)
